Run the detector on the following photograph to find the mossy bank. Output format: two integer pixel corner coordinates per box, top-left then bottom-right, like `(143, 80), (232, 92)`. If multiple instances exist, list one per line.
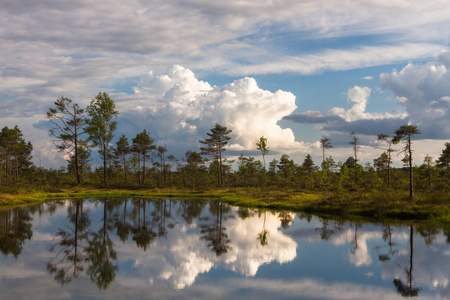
(1, 187), (449, 228)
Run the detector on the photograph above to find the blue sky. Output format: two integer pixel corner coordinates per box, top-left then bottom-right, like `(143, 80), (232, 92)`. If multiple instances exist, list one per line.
(0, 0), (449, 168)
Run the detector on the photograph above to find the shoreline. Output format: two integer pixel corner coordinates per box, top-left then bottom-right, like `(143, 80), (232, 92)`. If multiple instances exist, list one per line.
(1, 187), (449, 228)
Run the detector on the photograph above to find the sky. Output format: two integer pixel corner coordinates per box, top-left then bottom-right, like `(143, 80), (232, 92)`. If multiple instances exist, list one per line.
(1, 0), (449, 168)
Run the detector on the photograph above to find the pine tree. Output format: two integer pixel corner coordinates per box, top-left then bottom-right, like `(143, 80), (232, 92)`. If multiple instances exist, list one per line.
(199, 124), (232, 185)
(377, 134), (396, 188)
(0, 126), (33, 185)
(46, 96), (87, 184)
(349, 131), (360, 183)
(436, 142), (450, 172)
(115, 135), (130, 181)
(393, 124), (420, 199)
(320, 138), (333, 163)
(132, 130), (155, 185)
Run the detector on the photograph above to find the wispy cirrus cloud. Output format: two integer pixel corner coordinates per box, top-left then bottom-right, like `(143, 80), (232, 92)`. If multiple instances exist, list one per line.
(2, 0), (450, 168)
(219, 43), (443, 76)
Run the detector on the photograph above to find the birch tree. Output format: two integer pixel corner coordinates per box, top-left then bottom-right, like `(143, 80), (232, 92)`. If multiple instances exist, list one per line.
(86, 92), (118, 187)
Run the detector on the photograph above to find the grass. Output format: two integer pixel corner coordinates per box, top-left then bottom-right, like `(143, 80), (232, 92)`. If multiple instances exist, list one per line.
(1, 186), (450, 227)
(0, 187), (221, 206)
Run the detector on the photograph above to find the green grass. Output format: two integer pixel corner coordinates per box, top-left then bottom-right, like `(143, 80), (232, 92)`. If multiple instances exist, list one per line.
(0, 187), (219, 207)
(1, 187), (449, 227)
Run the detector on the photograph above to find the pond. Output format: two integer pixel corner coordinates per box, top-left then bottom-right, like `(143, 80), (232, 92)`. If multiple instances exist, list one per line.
(0, 198), (449, 299)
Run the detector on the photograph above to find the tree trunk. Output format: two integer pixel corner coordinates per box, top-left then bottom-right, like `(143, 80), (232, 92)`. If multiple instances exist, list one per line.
(160, 155), (163, 187)
(408, 135), (413, 199)
(387, 152), (391, 188)
(409, 226), (414, 291)
(74, 200), (80, 276)
(14, 151), (19, 182)
(74, 116), (81, 184)
(218, 142), (223, 185)
(322, 146), (325, 163)
(354, 147), (358, 184)
(123, 153), (127, 181)
(428, 170), (432, 192)
(103, 143), (108, 187)
(163, 152), (166, 188)
(143, 151), (146, 184)
(137, 151), (141, 185)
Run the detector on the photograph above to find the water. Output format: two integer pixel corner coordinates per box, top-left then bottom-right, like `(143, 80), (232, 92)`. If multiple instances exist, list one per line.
(0, 198), (449, 299)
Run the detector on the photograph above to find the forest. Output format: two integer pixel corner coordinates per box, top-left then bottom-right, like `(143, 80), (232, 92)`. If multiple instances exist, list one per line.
(0, 93), (449, 204)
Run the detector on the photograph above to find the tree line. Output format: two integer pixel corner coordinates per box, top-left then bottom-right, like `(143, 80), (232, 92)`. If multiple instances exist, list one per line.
(1, 92), (449, 198)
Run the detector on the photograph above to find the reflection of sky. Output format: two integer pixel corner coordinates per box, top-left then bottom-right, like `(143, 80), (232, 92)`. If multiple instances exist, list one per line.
(0, 200), (449, 299)
(116, 209), (297, 289)
(381, 234), (450, 298)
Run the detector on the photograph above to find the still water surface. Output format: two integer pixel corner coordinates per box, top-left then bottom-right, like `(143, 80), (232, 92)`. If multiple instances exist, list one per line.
(0, 198), (449, 299)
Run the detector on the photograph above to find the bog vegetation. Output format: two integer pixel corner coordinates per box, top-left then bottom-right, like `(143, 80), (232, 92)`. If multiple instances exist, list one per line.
(1, 93), (449, 211)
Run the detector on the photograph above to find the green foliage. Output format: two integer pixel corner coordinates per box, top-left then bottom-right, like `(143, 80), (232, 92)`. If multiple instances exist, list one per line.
(256, 136), (269, 169)
(376, 134), (396, 188)
(349, 131), (360, 183)
(86, 92), (119, 187)
(301, 154), (316, 172)
(177, 150), (208, 188)
(132, 129), (155, 185)
(297, 154), (317, 189)
(67, 146), (91, 184)
(114, 134), (130, 182)
(320, 137), (332, 162)
(436, 142), (450, 171)
(0, 125), (33, 188)
(46, 96), (87, 184)
(237, 155), (264, 187)
(277, 154), (295, 179)
(199, 124), (232, 185)
(393, 124), (421, 199)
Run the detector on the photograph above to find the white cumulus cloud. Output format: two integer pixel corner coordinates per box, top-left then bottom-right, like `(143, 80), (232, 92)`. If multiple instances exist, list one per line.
(329, 85), (407, 122)
(118, 65), (306, 156)
(380, 50), (450, 139)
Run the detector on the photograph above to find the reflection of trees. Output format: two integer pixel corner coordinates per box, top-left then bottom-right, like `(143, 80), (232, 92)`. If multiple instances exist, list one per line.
(316, 218), (343, 240)
(445, 230), (450, 244)
(350, 223), (361, 254)
(278, 212), (293, 229)
(378, 225), (397, 262)
(131, 199), (156, 250)
(201, 200), (232, 256)
(157, 199), (176, 236)
(257, 211), (268, 247)
(237, 208), (254, 219)
(26, 200), (65, 220)
(47, 200), (90, 285)
(297, 213), (313, 223)
(0, 207), (33, 257)
(114, 199), (131, 242)
(43, 200), (67, 216)
(156, 199), (168, 237)
(180, 199), (206, 224)
(85, 200), (118, 290)
(393, 226), (420, 297)
(416, 225), (438, 246)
